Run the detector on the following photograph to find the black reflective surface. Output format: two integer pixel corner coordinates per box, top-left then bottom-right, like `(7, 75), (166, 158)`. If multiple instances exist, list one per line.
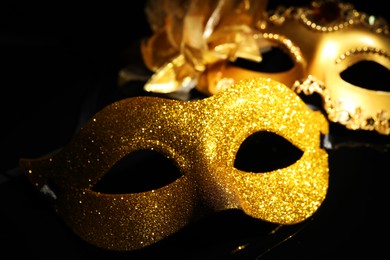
(1, 1), (389, 259)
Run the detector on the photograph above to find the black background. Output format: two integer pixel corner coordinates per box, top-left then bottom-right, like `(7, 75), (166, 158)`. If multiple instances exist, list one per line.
(1, 1), (389, 259)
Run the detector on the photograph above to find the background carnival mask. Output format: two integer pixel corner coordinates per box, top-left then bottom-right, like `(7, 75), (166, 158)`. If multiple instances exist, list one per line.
(124, 0), (389, 135)
(263, 0), (390, 135)
(19, 78), (329, 251)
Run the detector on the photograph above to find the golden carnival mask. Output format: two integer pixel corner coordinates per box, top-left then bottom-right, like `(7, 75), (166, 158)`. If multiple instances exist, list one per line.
(19, 78), (329, 251)
(201, 0), (390, 135)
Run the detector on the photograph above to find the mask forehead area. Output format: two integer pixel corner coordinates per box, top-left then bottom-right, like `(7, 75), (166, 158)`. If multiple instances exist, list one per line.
(21, 96), (203, 186)
(202, 77), (328, 150)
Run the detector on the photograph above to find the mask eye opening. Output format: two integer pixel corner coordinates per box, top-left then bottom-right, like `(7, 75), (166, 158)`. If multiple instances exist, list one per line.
(91, 149), (183, 194)
(229, 46), (295, 73)
(234, 131), (304, 173)
(340, 60), (390, 92)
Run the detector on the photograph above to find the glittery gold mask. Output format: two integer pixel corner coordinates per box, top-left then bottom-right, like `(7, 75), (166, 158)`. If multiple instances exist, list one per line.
(202, 0), (390, 135)
(19, 78), (329, 251)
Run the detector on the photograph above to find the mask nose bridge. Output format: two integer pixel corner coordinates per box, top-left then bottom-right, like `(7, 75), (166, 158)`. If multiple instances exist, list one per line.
(186, 98), (245, 213)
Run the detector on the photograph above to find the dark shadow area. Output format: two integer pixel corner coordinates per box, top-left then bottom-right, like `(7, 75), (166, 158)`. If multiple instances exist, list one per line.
(234, 131), (303, 173)
(92, 149), (182, 194)
(230, 46), (295, 73)
(340, 60), (390, 92)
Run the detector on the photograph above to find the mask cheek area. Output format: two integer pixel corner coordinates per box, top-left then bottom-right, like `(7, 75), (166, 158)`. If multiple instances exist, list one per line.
(69, 177), (197, 252)
(195, 128), (328, 225)
(231, 148), (329, 225)
(70, 148), (201, 251)
(24, 147), (200, 252)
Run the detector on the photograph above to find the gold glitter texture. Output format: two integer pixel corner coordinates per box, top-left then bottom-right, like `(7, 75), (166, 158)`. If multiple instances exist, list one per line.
(19, 77), (329, 251)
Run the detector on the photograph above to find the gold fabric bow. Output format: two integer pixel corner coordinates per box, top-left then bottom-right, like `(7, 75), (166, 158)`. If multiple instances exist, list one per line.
(119, 0), (269, 96)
